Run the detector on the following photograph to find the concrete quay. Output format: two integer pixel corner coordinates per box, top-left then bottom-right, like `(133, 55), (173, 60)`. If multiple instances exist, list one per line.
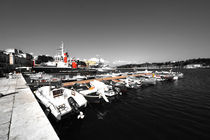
(0, 74), (59, 140)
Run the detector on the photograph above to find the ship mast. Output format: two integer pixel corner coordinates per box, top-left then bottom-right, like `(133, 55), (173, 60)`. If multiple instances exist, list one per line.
(61, 41), (64, 57)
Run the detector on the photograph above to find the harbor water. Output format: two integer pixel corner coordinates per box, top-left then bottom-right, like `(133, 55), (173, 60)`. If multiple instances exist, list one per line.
(45, 69), (210, 140)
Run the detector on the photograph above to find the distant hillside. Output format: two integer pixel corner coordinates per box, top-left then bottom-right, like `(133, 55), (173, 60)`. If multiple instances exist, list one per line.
(117, 58), (210, 68)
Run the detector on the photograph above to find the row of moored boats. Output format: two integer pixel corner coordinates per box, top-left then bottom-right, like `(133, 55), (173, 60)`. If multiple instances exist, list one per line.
(29, 69), (184, 121)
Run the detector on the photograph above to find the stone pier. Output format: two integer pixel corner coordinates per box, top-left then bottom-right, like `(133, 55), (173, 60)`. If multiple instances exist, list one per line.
(0, 73), (59, 140)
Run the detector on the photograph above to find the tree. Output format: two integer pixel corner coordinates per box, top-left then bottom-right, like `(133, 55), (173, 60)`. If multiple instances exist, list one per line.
(35, 55), (54, 64)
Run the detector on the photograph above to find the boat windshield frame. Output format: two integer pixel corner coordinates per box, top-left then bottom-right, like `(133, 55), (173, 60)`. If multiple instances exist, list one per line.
(52, 88), (64, 98)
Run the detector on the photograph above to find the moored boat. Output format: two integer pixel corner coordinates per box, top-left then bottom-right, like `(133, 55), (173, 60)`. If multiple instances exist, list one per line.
(72, 80), (121, 103)
(141, 77), (157, 85)
(119, 77), (142, 89)
(34, 86), (87, 120)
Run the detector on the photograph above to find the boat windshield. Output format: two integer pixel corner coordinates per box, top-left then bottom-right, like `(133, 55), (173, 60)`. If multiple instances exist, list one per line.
(52, 89), (64, 98)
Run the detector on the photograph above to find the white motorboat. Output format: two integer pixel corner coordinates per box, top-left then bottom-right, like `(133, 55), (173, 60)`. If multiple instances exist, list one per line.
(73, 80), (120, 103)
(154, 75), (165, 82)
(176, 72), (184, 78)
(155, 70), (183, 81)
(29, 72), (53, 82)
(120, 77), (142, 89)
(72, 75), (87, 81)
(136, 69), (153, 74)
(34, 86), (87, 120)
(140, 77), (157, 85)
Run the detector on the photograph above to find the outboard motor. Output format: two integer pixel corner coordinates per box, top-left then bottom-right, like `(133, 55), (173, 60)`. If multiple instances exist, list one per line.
(68, 97), (79, 112)
(68, 97), (84, 119)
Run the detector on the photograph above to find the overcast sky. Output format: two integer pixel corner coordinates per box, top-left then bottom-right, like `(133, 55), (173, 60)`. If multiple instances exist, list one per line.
(0, 0), (210, 64)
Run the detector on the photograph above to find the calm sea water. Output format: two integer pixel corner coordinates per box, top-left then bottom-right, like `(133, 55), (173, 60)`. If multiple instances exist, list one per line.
(49, 69), (210, 140)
